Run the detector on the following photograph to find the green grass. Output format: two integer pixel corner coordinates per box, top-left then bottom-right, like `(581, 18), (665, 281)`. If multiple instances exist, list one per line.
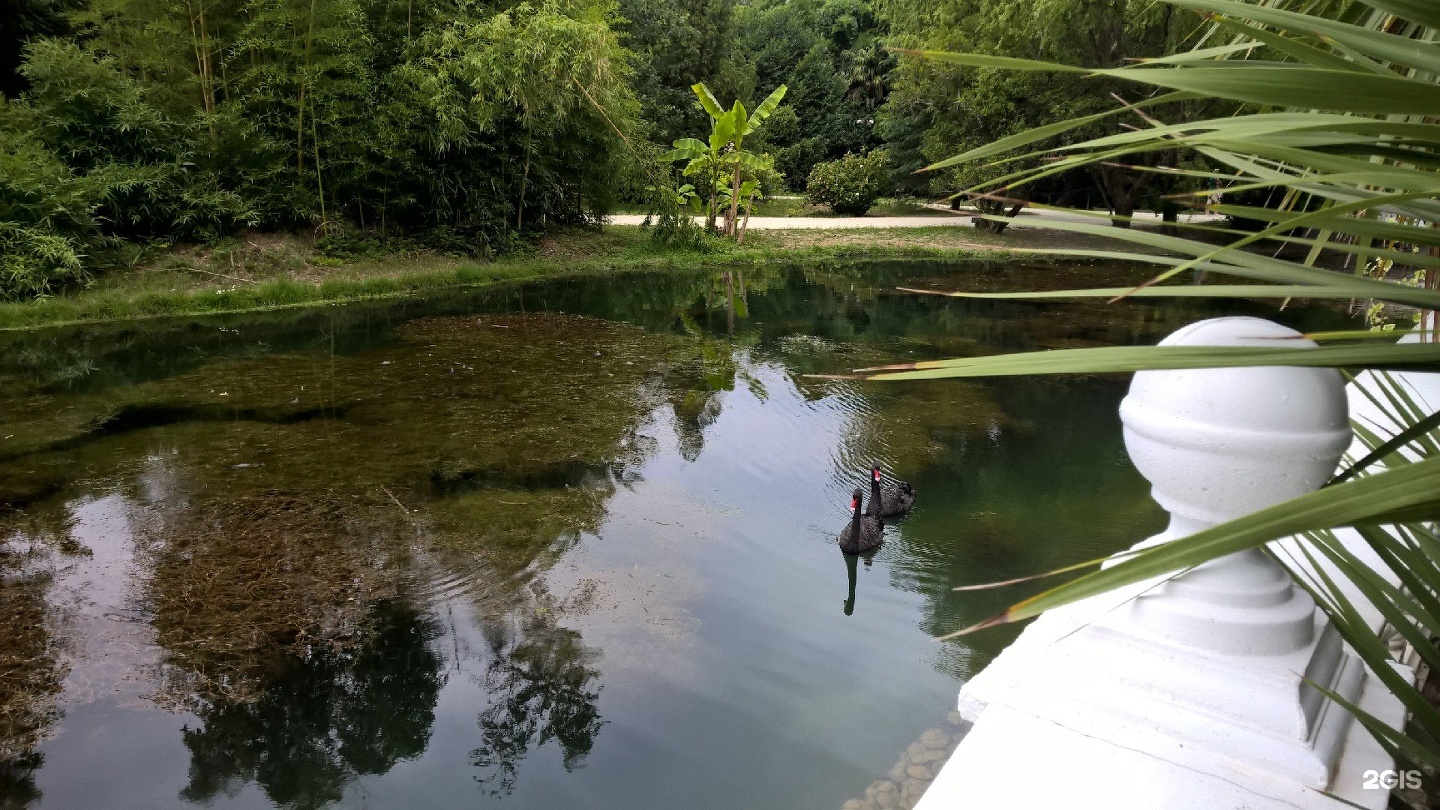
(0, 225), (1009, 331)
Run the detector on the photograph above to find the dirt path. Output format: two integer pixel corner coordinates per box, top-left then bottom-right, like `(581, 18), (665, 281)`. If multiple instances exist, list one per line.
(608, 208), (1221, 231)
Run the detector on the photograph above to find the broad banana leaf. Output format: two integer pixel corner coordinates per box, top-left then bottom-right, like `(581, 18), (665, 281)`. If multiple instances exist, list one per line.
(730, 101), (748, 139)
(709, 118), (735, 154)
(743, 85), (788, 135)
(661, 138), (707, 162)
(691, 82), (724, 118)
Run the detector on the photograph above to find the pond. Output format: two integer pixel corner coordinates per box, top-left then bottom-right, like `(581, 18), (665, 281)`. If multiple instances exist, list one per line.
(0, 259), (1354, 810)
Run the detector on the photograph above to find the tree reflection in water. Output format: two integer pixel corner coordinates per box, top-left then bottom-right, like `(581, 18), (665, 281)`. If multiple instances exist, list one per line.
(0, 510), (73, 810)
(0, 754), (41, 810)
(470, 610), (605, 797)
(178, 601), (444, 809)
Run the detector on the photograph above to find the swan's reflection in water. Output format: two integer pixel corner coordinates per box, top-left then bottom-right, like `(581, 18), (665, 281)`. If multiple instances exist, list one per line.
(842, 549), (879, 617)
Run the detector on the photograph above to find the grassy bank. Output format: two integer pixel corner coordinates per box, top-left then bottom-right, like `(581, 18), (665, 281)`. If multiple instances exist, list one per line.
(0, 225), (1019, 331)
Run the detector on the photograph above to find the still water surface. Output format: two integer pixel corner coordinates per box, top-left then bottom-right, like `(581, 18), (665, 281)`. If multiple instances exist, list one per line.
(0, 260), (1352, 809)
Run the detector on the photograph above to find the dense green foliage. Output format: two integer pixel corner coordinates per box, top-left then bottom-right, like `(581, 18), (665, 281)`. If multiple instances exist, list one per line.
(0, 0), (638, 299)
(877, 0), (1205, 213)
(1, 0), (1275, 301)
(805, 148), (890, 215)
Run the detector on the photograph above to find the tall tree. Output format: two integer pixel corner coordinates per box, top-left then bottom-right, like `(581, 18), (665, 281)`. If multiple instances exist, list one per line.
(879, 0), (1200, 224)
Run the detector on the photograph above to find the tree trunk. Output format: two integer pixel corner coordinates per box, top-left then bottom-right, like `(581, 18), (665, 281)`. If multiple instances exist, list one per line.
(1095, 163), (1149, 228)
(724, 271), (734, 335)
(737, 187), (756, 244)
(705, 172), (718, 234)
(1111, 196), (1135, 228)
(312, 105), (326, 227)
(727, 160), (741, 237)
(1160, 201), (1179, 235)
(516, 130), (531, 230)
(971, 192), (1026, 235)
(297, 0), (318, 173)
(183, 0), (217, 131)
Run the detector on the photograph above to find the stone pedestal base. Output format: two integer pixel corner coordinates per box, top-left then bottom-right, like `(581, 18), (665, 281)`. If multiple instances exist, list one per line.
(919, 658), (1405, 810)
(931, 573), (1408, 810)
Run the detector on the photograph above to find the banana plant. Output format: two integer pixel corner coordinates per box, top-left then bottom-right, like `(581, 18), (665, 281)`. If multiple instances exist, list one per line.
(661, 82), (787, 239)
(706, 83), (786, 238)
(661, 98), (734, 233)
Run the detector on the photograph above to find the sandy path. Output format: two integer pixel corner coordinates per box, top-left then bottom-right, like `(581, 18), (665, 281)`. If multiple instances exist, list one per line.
(606, 208), (1221, 231)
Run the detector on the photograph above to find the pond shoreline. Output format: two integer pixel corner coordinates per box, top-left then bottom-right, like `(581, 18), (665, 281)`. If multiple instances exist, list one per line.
(0, 225), (1062, 331)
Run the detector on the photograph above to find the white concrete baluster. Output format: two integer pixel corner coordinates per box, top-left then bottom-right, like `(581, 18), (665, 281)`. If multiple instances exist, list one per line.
(1120, 317), (1351, 655)
(918, 316), (1411, 810)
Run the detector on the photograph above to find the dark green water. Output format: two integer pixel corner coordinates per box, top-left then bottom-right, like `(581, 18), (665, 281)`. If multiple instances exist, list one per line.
(0, 259), (1352, 809)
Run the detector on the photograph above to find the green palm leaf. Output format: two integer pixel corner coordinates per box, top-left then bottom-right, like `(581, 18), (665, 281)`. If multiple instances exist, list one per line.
(903, 0), (1440, 783)
(945, 457), (1440, 637)
(837, 342), (1440, 381)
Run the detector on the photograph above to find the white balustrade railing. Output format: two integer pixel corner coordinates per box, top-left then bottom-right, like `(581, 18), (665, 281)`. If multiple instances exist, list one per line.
(914, 317), (1415, 810)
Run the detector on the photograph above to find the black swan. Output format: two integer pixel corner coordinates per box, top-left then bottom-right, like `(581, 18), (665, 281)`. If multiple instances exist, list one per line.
(867, 463), (915, 518)
(838, 487), (884, 555)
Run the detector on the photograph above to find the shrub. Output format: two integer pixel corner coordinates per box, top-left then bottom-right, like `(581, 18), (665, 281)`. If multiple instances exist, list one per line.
(0, 118), (97, 298)
(805, 149), (890, 216)
(644, 171), (712, 251)
(776, 137), (827, 192)
(0, 223), (87, 300)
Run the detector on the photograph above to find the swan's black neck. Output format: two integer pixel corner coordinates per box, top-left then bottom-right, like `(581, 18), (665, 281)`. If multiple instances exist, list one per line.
(851, 497), (863, 539)
(870, 475), (882, 513)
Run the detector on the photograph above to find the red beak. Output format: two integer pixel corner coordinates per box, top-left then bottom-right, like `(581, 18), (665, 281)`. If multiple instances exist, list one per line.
(872, 470), (880, 481)
(850, 497), (858, 509)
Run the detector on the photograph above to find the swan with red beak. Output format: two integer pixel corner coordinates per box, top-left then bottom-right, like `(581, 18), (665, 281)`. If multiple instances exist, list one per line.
(838, 487), (884, 554)
(866, 463), (915, 518)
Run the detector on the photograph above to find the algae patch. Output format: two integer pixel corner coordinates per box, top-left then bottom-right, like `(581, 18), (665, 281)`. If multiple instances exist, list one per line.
(1, 312), (691, 705)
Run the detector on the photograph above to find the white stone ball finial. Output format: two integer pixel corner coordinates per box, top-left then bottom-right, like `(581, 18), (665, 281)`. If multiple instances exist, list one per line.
(1121, 316), (1352, 533)
(1119, 317), (1353, 655)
